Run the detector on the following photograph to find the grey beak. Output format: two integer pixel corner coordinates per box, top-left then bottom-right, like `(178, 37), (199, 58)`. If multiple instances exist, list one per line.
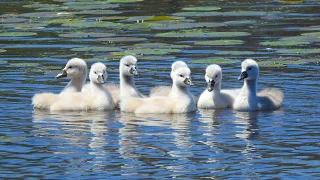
(184, 78), (193, 86)
(238, 71), (248, 81)
(207, 80), (215, 92)
(97, 74), (105, 84)
(56, 69), (67, 79)
(130, 67), (139, 76)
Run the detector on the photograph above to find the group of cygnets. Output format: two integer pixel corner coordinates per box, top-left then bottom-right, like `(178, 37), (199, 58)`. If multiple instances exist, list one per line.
(32, 55), (284, 113)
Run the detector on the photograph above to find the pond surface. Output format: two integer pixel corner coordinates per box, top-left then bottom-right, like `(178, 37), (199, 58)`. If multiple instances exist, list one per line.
(1, 0), (320, 179)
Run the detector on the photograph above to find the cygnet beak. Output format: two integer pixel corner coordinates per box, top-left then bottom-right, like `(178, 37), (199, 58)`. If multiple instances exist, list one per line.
(56, 69), (67, 79)
(184, 78), (193, 86)
(238, 71), (248, 81)
(97, 74), (105, 84)
(130, 66), (139, 76)
(207, 79), (215, 92)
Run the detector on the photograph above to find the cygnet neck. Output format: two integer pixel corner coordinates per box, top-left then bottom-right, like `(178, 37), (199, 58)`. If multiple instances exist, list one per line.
(241, 79), (257, 96)
(65, 76), (86, 92)
(170, 83), (188, 97)
(90, 81), (106, 94)
(211, 82), (221, 94)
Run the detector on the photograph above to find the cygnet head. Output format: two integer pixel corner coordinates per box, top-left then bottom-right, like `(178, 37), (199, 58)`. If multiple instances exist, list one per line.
(89, 62), (108, 84)
(170, 61), (188, 79)
(172, 67), (193, 87)
(56, 58), (87, 79)
(119, 55), (138, 77)
(238, 59), (259, 81)
(205, 64), (222, 92)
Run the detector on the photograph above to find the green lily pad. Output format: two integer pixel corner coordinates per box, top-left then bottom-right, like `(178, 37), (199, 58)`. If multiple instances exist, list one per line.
(280, 32), (320, 42)
(224, 20), (257, 26)
(66, 4), (119, 10)
(145, 16), (179, 22)
(216, 51), (255, 55)
(23, 3), (60, 9)
(139, 55), (176, 61)
(20, 11), (73, 18)
(276, 48), (320, 54)
(189, 58), (238, 64)
(258, 60), (305, 67)
(151, 22), (225, 30)
(106, 0), (143, 2)
(10, 63), (39, 67)
(279, 0), (304, 4)
(173, 11), (277, 17)
(62, 20), (120, 28)
(260, 41), (310, 46)
(0, 32), (37, 37)
(75, 10), (121, 15)
(301, 32), (320, 37)
(1, 23), (47, 30)
(0, 49), (7, 53)
(134, 42), (189, 49)
(195, 40), (243, 46)
(0, 60), (8, 64)
(127, 48), (180, 55)
(156, 29), (250, 38)
(0, 17), (28, 23)
(97, 37), (147, 42)
(59, 32), (115, 38)
(47, 18), (74, 25)
(71, 46), (123, 52)
(182, 6), (221, 11)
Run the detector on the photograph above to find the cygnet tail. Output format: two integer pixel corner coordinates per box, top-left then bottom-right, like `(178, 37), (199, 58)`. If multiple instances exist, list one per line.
(149, 85), (171, 97)
(32, 93), (58, 109)
(258, 88), (284, 109)
(104, 83), (120, 107)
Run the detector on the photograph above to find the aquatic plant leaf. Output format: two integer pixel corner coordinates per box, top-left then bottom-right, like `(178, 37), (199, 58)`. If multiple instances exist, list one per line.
(156, 30), (250, 38)
(0, 49), (7, 53)
(145, 16), (179, 22)
(97, 37), (147, 42)
(260, 41), (310, 46)
(20, 11), (73, 18)
(151, 22), (225, 30)
(216, 51), (255, 55)
(276, 48), (320, 54)
(195, 40), (243, 46)
(0, 32), (37, 37)
(224, 20), (257, 26)
(59, 32), (115, 38)
(10, 63), (39, 67)
(173, 11), (279, 17)
(75, 10), (122, 15)
(134, 43), (189, 49)
(0, 17), (28, 23)
(62, 20), (120, 28)
(139, 56), (176, 61)
(71, 46), (123, 52)
(182, 6), (221, 11)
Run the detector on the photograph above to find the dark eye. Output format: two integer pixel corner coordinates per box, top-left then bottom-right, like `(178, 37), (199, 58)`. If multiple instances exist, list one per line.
(94, 71), (97, 74)
(248, 67), (252, 70)
(69, 66), (72, 69)
(215, 75), (218, 78)
(180, 75), (183, 77)
(125, 64), (129, 67)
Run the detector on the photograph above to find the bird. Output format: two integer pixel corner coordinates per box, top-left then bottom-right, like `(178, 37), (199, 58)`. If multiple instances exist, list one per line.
(32, 58), (87, 109)
(233, 59), (284, 111)
(120, 66), (196, 114)
(198, 64), (240, 109)
(50, 62), (114, 111)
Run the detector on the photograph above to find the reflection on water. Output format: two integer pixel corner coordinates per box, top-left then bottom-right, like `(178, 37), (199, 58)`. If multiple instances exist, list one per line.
(1, 0), (320, 178)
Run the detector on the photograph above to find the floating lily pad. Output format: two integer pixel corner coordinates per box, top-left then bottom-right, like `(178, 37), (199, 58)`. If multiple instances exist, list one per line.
(0, 32), (37, 37)
(182, 6), (221, 11)
(59, 32), (115, 38)
(75, 10), (121, 15)
(10, 63), (39, 67)
(106, 0), (143, 2)
(127, 48), (180, 55)
(21, 11), (73, 18)
(67, 4), (119, 10)
(0, 49), (7, 53)
(260, 41), (310, 46)
(151, 22), (225, 30)
(0, 60), (8, 64)
(134, 42), (189, 49)
(145, 16), (179, 22)
(224, 20), (257, 26)
(301, 32), (320, 37)
(280, 32), (320, 42)
(139, 55), (176, 61)
(23, 3), (60, 9)
(216, 51), (254, 55)
(195, 40), (243, 46)
(258, 60), (305, 67)
(62, 20), (120, 28)
(97, 37), (147, 42)
(47, 18), (73, 25)
(0, 17), (28, 23)
(189, 58), (238, 64)
(279, 0), (304, 4)
(71, 46), (123, 52)
(173, 11), (278, 17)
(276, 48), (320, 54)
(156, 29), (250, 38)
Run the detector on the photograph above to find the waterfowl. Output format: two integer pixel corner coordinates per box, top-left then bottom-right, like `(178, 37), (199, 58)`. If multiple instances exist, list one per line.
(32, 58), (87, 109)
(149, 61), (188, 97)
(198, 64), (237, 109)
(120, 66), (196, 114)
(233, 59), (284, 111)
(50, 62), (114, 111)
(119, 55), (145, 100)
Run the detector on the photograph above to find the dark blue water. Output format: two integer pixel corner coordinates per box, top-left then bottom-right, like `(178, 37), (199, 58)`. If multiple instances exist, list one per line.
(1, 0), (320, 179)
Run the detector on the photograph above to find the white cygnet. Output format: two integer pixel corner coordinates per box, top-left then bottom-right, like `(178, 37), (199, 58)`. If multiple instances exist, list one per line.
(119, 55), (145, 100)
(149, 61), (188, 97)
(198, 64), (237, 109)
(32, 58), (87, 109)
(50, 62), (114, 111)
(121, 66), (196, 114)
(233, 59), (284, 111)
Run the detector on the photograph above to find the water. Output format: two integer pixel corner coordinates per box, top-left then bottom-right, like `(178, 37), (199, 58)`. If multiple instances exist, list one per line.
(1, 0), (320, 179)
